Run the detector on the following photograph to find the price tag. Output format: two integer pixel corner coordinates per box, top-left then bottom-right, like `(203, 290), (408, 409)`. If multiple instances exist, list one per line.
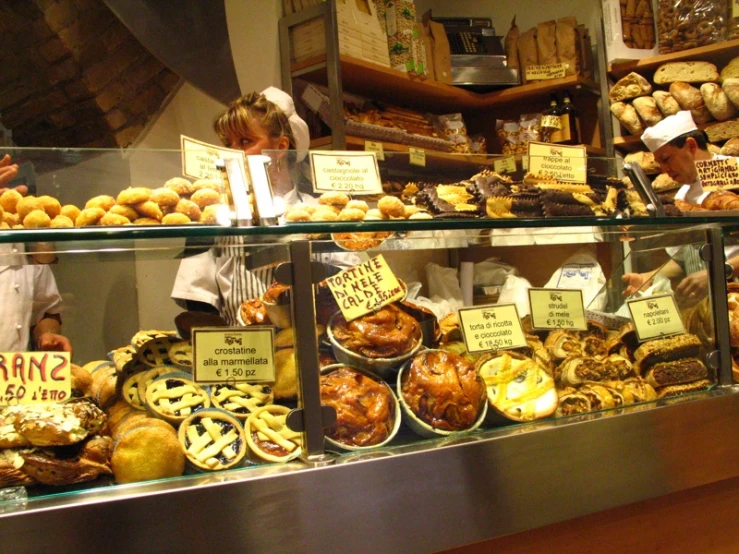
(409, 147), (426, 166)
(192, 327), (275, 383)
(525, 63), (567, 80)
(528, 288), (587, 331)
(493, 156), (517, 174)
(696, 158), (739, 188)
(527, 141), (587, 183)
(0, 352), (71, 406)
(181, 135), (244, 181)
(627, 293), (686, 342)
(310, 151), (383, 194)
(458, 304), (528, 354)
(325, 255), (404, 321)
(734, 0), (739, 18)
(364, 140), (385, 161)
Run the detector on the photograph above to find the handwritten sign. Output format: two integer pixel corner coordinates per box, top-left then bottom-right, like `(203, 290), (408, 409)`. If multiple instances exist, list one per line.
(525, 63), (567, 80)
(181, 135), (245, 181)
(310, 151), (383, 194)
(696, 158), (739, 189)
(364, 141), (385, 161)
(541, 115), (562, 130)
(409, 147), (426, 167)
(458, 304), (527, 354)
(528, 142), (587, 183)
(627, 293), (685, 342)
(528, 288), (587, 331)
(325, 255), (404, 321)
(494, 156), (517, 174)
(0, 352), (71, 406)
(192, 327), (275, 384)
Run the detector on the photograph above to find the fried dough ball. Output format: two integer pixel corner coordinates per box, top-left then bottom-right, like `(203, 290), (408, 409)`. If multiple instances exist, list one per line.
(200, 204), (223, 224)
(60, 204), (81, 221)
(37, 196), (61, 218)
(3, 212), (19, 226)
(117, 187), (151, 205)
(409, 211), (433, 220)
(99, 213), (131, 226)
(404, 205), (423, 218)
(366, 208), (386, 219)
(175, 199), (201, 221)
(378, 195), (405, 218)
(285, 209), (311, 222)
(318, 192), (350, 208)
(190, 188), (221, 209)
(23, 209), (51, 228)
(191, 179), (220, 192)
(108, 204), (139, 221)
(0, 222), (9, 229)
(311, 210), (338, 222)
(75, 207), (106, 227)
(0, 189), (22, 213)
(133, 201), (163, 221)
(345, 200), (369, 213)
(50, 215), (75, 228)
(164, 177), (193, 196)
(364, 214), (383, 221)
(149, 187), (180, 207)
(338, 208), (366, 221)
(132, 217), (160, 225)
(16, 196), (42, 221)
(161, 213), (192, 225)
(85, 195), (116, 211)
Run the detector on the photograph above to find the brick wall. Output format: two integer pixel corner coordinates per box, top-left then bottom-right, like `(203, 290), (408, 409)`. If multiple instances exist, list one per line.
(0, 0), (181, 148)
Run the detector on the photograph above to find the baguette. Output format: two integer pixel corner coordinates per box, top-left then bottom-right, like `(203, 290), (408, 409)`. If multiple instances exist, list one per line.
(609, 72), (653, 103)
(653, 61), (719, 85)
(669, 82), (714, 124)
(652, 91), (681, 117)
(610, 101), (644, 136)
(700, 83), (738, 121)
(633, 334), (701, 374)
(632, 96), (663, 127)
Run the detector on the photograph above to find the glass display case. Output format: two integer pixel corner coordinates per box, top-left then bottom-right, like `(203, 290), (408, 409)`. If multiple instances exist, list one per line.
(1, 147), (739, 553)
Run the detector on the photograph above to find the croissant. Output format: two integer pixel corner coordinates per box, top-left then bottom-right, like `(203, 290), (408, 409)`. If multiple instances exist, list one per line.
(701, 190), (739, 210)
(675, 199), (707, 212)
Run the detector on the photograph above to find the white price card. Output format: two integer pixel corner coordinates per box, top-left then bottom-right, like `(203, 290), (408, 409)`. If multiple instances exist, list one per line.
(528, 142), (587, 183)
(458, 304), (528, 354)
(528, 288), (588, 331)
(310, 151), (383, 194)
(181, 135), (245, 181)
(627, 293), (686, 342)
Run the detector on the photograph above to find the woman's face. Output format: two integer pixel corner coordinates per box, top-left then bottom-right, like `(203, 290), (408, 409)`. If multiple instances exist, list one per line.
(225, 119), (288, 155)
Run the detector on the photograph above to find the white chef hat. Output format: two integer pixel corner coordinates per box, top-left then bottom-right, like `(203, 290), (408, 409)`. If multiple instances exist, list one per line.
(261, 86), (310, 162)
(640, 110), (698, 152)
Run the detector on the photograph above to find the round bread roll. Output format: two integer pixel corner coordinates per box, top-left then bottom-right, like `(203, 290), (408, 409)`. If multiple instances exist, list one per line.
(90, 364), (118, 409)
(112, 414), (174, 442)
(36, 196), (61, 218)
(0, 189), (22, 213)
(721, 137), (739, 156)
(111, 426), (185, 484)
(50, 215), (74, 228)
(60, 204), (81, 221)
(652, 91), (681, 117)
(16, 197), (42, 221)
(632, 97), (663, 127)
(700, 83), (738, 121)
(609, 102), (644, 136)
(608, 72), (652, 103)
(669, 82), (714, 124)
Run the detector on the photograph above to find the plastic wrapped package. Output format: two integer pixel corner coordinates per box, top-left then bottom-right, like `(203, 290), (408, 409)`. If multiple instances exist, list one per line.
(386, 0), (417, 72)
(657, 0), (727, 53)
(434, 113), (471, 153)
(496, 119), (520, 155)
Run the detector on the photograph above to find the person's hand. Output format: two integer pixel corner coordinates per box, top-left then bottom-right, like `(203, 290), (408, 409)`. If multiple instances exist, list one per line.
(0, 154), (19, 189)
(622, 272), (651, 297)
(36, 332), (73, 354)
(675, 269), (709, 305)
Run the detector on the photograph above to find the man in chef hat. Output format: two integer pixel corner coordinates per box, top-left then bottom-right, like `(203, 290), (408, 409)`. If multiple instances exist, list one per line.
(622, 111), (739, 299)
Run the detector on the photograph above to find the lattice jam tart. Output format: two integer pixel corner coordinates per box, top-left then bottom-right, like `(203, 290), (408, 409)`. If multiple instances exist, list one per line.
(210, 383), (274, 421)
(178, 409), (246, 471)
(144, 376), (211, 425)
(245, 405), (302, 463)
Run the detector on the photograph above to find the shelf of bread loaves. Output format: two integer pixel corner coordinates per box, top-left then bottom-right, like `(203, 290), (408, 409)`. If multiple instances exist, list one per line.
(608, 41), (739, 155)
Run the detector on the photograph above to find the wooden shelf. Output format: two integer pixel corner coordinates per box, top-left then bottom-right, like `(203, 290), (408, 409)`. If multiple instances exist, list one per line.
(612, 119), (719, 154)
(293, 54), (600, 113)
(609, 39), (739, 79)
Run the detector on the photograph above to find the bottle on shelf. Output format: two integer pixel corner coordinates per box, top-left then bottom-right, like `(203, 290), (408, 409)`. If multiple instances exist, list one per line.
(559, 91), (581, 145)
(541, 94), (562, 143)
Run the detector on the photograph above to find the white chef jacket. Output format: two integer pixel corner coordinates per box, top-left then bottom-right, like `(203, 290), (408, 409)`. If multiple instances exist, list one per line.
(0, 244), (62, 352)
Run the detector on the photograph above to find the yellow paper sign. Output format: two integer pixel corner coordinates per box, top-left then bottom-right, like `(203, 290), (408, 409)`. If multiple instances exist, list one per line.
(458, 304), (528, 354)
(734, 0), (739, 18)
(192, 327), (275, 383)
(528, 141), (588, 183)
(181, 135), (245, 181)
(525, 63), (567, 80)
(696, 158), (739, 188)
(528, 288), (587, 331)
(627, 293), (686, 342)
(325, 255), (404, 321)
(409, 147), (426, 167)
(364, 140), (385, 161)
(494, 156), (517, 174)
(0, 352), (71, 406)
(310, 151), (383, 194)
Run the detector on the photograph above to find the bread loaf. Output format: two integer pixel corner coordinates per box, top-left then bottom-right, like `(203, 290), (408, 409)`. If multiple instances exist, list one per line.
(652, 173), (680, 192)
(720, 56), (739, 83)
(669, 82), (714, 124)
(610, 102), (644, 135)
(708, 143), (722, 154)
(704, 118), (739, 142)
(609, 72), (653, 102)
(632, 96), (663, 127)
(653, 61), (719, 84)
(624, 150), (660, 174)
(721, 137), (739, 156)
(700, 83), (738, 121)
(723, 78), (739, 108)
(653, 91), (681, 116)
